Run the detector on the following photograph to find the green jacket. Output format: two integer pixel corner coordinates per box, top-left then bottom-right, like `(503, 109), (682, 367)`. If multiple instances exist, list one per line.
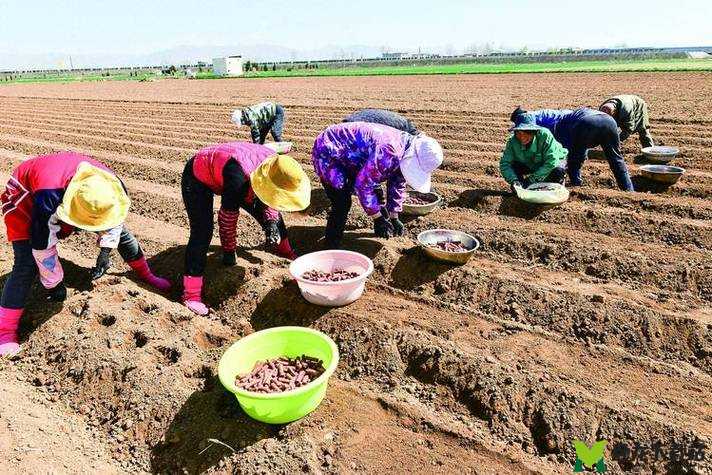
(242, 102), (278, 143)
(500, 129), (568, 184)
(602, 94), (650, 136)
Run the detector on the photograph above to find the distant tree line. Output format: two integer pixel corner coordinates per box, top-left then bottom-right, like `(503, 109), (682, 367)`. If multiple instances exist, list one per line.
(243, 61), (321, 73)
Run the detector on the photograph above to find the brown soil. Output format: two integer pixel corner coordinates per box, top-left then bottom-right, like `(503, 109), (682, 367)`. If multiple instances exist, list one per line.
(0, 72), (710, 474)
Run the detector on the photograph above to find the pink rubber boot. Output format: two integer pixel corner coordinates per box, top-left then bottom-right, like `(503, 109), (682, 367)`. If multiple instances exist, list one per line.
(274, 237), (297, 260)
(182, 276), (208, 316)
(0, 307), (23, 357)
(127, 257), (171, 292)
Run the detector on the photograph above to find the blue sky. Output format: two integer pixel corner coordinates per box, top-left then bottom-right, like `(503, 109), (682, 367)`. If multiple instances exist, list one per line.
(0, 0), (710, 55)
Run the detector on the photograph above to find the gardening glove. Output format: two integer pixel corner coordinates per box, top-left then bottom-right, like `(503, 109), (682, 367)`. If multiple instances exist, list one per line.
(47, 282), (67, 302)
(263, 221), (281, 247)
(91, 247), (112, 280)
(390, 216), (405, 236)
(222, 251), (236, 266)
(373, 216), (394, 239)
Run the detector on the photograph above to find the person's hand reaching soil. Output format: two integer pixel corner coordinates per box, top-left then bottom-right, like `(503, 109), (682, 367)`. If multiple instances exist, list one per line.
(263, 221), (281, 247)
(91, 248), (112, 280)
(47, 282), (67, 302)
(390, 216), (405, 236)
(374, 216), (394, 239)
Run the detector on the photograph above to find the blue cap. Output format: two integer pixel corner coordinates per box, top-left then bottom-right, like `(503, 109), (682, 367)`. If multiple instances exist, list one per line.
(510, 113), (541, 132)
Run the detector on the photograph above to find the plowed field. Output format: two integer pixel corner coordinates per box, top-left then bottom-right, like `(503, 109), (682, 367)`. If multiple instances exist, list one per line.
(0, 73), (710, 474)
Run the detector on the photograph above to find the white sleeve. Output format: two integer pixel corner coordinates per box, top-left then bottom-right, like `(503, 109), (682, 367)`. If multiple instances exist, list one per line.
(97, 225), (123, 248)
(231, 109), (242, 125)
(46, 213), (62, 249)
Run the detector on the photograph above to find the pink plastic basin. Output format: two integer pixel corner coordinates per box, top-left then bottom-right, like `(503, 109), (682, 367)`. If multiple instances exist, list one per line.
(289, 250), (373, 307)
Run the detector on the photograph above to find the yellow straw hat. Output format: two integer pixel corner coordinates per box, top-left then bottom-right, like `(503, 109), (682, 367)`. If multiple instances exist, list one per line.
(250, 154), (311, 212)
(55, 162), (130, 231)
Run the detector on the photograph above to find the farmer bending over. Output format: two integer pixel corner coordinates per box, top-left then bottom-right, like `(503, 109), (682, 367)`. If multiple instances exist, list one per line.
(500, 114), (568, 193)
(231, 101), (286, 144)
(510, 106), (572, 132)
(0, 152), (170, 356)
(181, 142), (310, 315)
(344, 109), (419, 136)
(343, 109), (420, 206)
(511, 107), (634, 191)
(312, 122), (443, 248)
(599, 94), (654, 148)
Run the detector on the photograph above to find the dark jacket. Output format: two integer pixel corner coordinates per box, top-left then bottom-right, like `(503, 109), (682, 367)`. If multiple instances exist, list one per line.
(344, 109), (418, 135)
(242, 102), (283, 144)
(600, 94), (650, 135)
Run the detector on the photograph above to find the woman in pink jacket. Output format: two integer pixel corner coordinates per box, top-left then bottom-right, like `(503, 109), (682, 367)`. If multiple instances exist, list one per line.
(0, 152), (170, 356)
(181, 142), (310, 315)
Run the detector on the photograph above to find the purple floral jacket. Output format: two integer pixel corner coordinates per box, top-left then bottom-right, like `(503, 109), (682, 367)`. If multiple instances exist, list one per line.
(311, 122), (412, 216)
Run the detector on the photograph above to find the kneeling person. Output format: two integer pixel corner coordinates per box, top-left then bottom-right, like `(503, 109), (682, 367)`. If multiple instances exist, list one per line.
(500, 114), (568, 192)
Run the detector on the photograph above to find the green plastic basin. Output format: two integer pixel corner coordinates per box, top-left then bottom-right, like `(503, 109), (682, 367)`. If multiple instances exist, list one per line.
(218, 326), (339, 424)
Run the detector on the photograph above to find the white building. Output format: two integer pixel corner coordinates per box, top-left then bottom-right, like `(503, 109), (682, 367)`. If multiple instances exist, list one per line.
(212, 56), (244, 77)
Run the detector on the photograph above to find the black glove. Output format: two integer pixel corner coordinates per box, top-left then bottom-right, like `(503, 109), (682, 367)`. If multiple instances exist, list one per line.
(521, 177), (531, 188)
(263, 221), (281, 247)
(222, 251), (236, 266)
(390, 217), (405, 236)
(373, 216), (394, 239)
(47, 282), (67, 302)
(91, 248), (112, 280)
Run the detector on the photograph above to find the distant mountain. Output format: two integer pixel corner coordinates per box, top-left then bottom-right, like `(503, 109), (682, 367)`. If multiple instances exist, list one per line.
(0, 44), (384, 71)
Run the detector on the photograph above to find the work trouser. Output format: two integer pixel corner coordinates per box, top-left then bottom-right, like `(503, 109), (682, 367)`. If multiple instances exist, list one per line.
(322, 182), (388, 249)
(566, 114), (634, 191)
(117, 228), (143, 262)
(1, 241), (37, 309)
(181, 159), (287, 276)
(511, 161), (567, 185)
(259, 105), (285, 144)
(323, 184), (353, 249)
(1, 229), (143, 310)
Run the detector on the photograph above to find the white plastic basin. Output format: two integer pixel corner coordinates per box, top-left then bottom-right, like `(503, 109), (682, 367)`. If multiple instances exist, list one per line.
(264, 142), (293, 154)
(289, 250), (373, 307)
(514, 182), (570, 205)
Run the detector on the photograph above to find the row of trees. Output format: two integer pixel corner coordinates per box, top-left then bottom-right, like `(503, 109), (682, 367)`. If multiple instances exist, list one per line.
(243, 61), (321, 73)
